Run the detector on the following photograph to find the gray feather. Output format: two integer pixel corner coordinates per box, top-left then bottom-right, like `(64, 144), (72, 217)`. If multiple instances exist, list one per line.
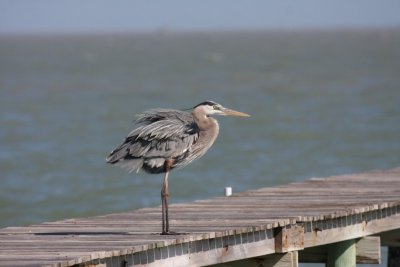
(114, 158), (143, 173)
(106, 108), (199, 173)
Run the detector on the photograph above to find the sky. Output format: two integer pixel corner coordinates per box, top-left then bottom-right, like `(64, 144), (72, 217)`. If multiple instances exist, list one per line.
(0, 0), (400, 34)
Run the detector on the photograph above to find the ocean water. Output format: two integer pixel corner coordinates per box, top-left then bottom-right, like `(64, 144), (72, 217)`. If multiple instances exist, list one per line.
(1, 30), (399, 266)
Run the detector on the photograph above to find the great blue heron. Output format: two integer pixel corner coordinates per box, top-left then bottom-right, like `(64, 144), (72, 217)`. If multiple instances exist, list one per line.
(106, 100), (250, 234)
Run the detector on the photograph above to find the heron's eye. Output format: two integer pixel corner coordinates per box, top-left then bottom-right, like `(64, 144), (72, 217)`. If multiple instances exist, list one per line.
(212, 105), (220, 110)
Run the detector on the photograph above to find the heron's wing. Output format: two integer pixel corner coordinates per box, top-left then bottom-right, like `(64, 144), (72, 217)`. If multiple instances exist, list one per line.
(130, 109), (198, 141)
(106, 109), (199, 172)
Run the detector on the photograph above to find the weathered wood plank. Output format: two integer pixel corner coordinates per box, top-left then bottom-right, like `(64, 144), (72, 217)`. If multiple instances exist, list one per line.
(355, 236), (381, 264)
(304, 213), (400, 248)
(274, 225), (304, 253)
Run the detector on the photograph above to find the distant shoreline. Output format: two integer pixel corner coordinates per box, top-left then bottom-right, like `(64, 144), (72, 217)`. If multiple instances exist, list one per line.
(1, 26), (400, 38)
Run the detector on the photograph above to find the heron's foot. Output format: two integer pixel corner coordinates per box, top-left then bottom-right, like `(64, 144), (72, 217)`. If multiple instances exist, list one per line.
(160, 230), (186, 236)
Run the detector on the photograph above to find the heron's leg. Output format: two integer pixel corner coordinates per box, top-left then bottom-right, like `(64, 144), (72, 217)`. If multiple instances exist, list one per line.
(161, 181), (165, 234)
(161, 159), (173, 235)
(164, 171), (170, 233)
(161, 170), (169, 234)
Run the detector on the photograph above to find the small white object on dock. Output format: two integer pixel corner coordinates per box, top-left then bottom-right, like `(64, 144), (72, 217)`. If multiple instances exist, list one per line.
(224, 187), (232, 197)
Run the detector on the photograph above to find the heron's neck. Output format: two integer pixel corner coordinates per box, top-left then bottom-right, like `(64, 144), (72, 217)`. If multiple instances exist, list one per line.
(192, 112), (220, 154)
(192, 112), (219, 131)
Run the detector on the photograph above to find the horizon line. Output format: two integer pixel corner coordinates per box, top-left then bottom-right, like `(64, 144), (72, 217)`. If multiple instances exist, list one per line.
(1, 25), (399, 37)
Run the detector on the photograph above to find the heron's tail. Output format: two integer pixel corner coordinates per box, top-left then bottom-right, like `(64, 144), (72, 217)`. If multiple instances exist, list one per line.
(106, 143), (128, 164)
(106, 143), (144, 173)
(114, 159), (143, 173)
(107, 135), (150, 173)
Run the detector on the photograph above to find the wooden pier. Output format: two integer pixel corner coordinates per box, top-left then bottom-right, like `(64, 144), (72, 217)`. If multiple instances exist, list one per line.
(1, 168), (400, 266)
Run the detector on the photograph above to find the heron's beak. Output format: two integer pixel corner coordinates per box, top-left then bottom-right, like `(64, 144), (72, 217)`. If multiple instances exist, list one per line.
(222, 107), (250, 117)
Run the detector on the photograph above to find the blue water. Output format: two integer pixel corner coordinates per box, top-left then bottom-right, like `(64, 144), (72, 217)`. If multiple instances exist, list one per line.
(1, 29), (399, 266)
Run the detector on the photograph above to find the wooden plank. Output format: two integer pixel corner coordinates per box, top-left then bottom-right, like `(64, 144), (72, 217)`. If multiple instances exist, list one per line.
(304, 213), (400, 248)
(274, 225), (304, 253)
(355, 236), (381, 264)
(132, 236), (276, 267)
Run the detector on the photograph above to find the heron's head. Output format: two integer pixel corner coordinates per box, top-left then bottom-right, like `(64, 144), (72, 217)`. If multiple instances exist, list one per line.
(193, 101), (250, 117)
